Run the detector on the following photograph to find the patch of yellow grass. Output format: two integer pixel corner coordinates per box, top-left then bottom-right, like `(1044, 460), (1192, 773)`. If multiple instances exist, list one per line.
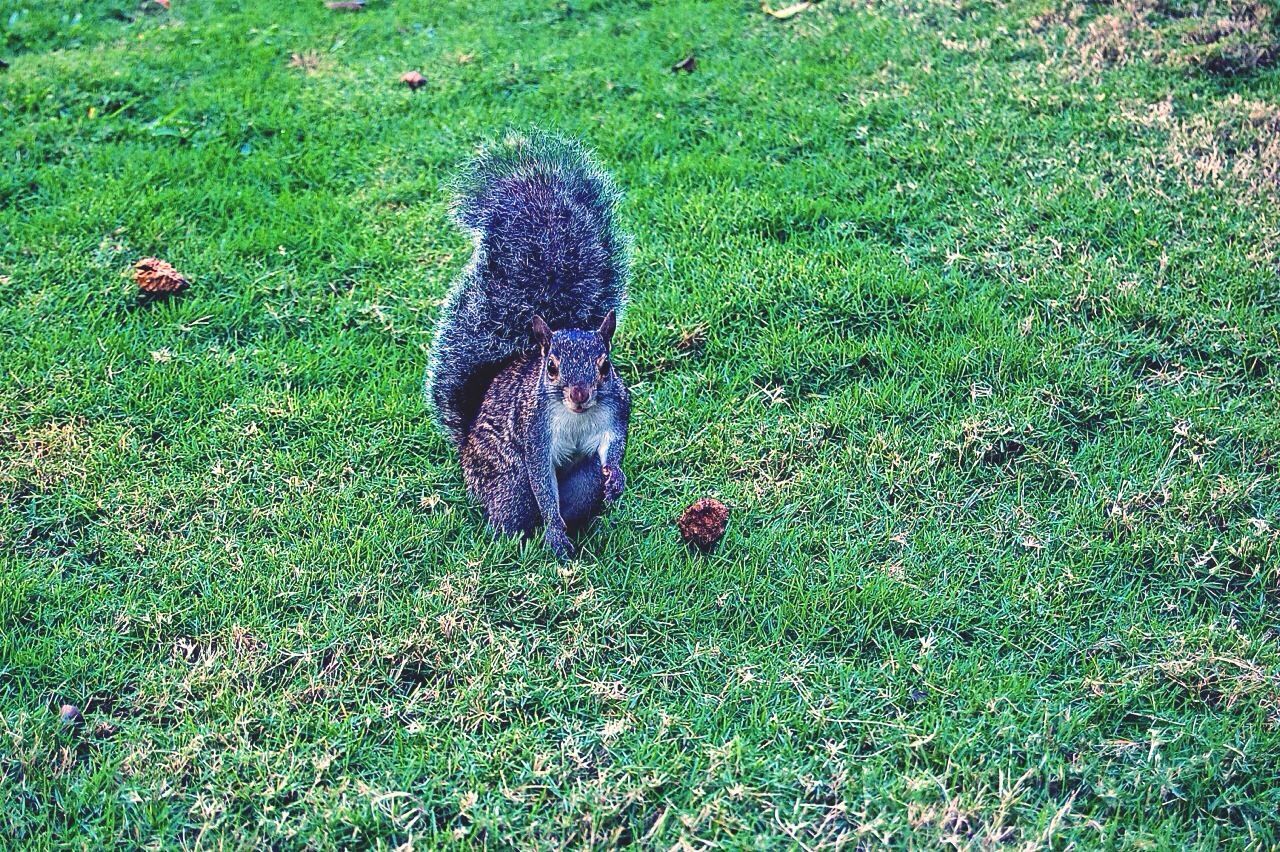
(1127, 93), (1280, 199)
(1031, 0), (1279, 77)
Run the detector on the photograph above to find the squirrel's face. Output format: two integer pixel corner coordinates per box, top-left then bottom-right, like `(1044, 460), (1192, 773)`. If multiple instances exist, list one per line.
(532, 312), (616, 415)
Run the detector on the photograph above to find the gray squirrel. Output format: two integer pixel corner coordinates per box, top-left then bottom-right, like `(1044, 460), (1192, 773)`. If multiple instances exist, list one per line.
(425, 131), (631, 559)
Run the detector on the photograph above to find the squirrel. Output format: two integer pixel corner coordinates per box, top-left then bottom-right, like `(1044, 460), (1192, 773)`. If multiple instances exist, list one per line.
(425, 131), (631, 559)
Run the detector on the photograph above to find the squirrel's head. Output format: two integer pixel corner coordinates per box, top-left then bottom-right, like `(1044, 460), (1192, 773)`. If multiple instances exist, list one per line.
(532, 311), (616, 414)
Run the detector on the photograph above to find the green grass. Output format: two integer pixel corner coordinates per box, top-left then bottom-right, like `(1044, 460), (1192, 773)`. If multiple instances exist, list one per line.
(2, 0), (1279, 847)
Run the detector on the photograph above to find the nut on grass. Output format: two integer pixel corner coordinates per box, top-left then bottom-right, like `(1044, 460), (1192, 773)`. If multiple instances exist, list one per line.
(677, 497), (729, 552)
(59, 704), (85, 728)
(400, 70), (427, 90)
(133, 257), (189, 298)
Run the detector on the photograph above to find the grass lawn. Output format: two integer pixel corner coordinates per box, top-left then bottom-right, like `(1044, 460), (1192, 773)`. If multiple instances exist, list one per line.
(3, 0), (1280, 847)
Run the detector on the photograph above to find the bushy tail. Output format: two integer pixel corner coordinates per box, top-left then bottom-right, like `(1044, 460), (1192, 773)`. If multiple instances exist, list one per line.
(426, 130), (629, 447)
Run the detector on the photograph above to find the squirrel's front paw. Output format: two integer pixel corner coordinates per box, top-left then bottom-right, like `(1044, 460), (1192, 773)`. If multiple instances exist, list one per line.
(602, 465), (626, 503)
(545, 526), (575, 560)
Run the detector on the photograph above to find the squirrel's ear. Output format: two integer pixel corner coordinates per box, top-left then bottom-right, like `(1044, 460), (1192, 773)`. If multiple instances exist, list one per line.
(597, 310), (616, 346)
(531, 315), (552, 349)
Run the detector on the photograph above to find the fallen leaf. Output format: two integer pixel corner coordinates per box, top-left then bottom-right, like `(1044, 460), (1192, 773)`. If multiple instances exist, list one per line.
(133, 257), (189, 297)
(764, 1), (812, 19)
(325, 0), (365, 9)
(671, 54), (696, 73)
(400, 70), (427, 90)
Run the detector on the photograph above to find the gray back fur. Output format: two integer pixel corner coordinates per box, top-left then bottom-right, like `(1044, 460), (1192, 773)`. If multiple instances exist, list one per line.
(426, 130), (630, 446)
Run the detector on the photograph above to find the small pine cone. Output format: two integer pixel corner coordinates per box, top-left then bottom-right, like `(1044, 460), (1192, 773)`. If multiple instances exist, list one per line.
(133, 257), (189, 296)
(677, 498), (729, 553)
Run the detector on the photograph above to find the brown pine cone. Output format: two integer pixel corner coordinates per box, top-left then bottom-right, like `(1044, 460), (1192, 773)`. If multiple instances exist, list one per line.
(133, 257), (189, 296)
(677, 498), (729, 553)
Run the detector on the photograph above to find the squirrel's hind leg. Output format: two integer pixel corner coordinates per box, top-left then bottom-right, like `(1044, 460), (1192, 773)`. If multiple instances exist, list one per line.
(480, 476), (540, 540)
(557, 456), (604, 533)
(472, 460), (602, 541)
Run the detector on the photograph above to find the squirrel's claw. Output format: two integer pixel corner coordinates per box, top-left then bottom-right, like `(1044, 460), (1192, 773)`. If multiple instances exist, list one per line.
(602, 465), (625, 503)
(545, 526), (575, 560)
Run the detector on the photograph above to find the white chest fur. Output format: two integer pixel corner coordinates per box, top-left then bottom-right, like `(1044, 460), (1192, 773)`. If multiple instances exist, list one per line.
(548, 402), (613, 469)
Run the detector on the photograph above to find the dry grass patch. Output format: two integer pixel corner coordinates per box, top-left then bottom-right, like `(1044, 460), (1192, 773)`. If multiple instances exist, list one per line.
(0, 419), (97, 492)
(1126, 93), (1280, 199)
(1151, 643), (1280, 713)
(1178, 0), (1280, 74)
(1031, 0), (1280, 77)
(288, 51), (330, 74)
(1166, 95), (1280, 197)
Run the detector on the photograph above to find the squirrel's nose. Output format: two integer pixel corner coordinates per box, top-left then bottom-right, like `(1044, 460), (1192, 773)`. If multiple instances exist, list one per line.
(569, 386), (590, 406)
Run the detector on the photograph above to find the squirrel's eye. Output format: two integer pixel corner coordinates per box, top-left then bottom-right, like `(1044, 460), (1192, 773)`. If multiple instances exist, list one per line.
(546, 361), (559, 380)
(599, 359), (610, 377)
